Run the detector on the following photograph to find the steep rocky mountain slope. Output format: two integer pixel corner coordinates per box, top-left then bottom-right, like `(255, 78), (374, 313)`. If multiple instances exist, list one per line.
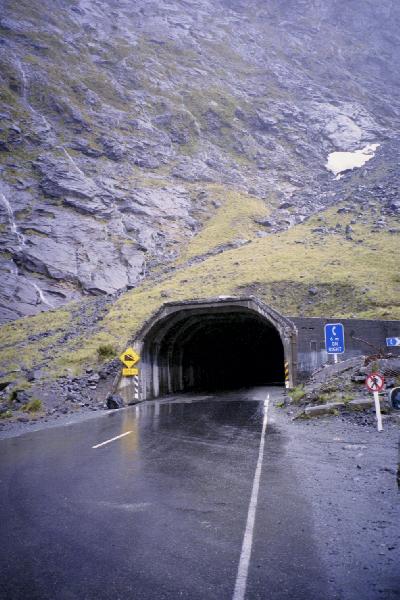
(1, 0), (399, 325)
(0, 0), (400, 398)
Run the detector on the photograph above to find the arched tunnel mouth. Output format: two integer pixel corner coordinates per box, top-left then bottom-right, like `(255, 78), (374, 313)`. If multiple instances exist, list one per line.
(140, 302), (289, 398)
(179, 313), (285, 391)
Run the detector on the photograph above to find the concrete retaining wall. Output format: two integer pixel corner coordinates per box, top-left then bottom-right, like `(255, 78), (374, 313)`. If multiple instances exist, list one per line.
(291, 316), (400, 379)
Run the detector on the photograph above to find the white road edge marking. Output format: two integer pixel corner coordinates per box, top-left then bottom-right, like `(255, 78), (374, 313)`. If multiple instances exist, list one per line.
(233, 394), (270, 600)
(92, 431), (133, 449)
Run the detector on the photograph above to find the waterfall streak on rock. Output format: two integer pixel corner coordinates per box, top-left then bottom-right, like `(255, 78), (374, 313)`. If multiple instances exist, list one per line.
(29, 282), (55, 308)
(1, 192), (54, 308)
(60, 147), (86, 177)
(0, 193), (25, 248)
(17, 59), (51, 130)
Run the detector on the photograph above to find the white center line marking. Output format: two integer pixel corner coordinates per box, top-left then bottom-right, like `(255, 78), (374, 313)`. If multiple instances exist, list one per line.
(92, 431), (133, 449)
(233, 394), (270, 600)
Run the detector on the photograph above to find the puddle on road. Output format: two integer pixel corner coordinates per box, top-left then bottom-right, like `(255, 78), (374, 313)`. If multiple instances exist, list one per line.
(111, 398), (267, 454)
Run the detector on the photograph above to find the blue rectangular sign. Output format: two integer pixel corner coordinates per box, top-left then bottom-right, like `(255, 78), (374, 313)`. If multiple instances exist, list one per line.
(386, 337), (400, 347)
(324, 323), (345, 354)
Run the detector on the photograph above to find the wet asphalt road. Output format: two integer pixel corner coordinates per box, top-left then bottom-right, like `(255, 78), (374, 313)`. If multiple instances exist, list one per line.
(0, 387), (399, 600)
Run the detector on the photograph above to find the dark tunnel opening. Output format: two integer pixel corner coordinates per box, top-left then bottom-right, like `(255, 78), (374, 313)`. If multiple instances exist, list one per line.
(181, 316), (284, 391)
(153, 311), (285, 395)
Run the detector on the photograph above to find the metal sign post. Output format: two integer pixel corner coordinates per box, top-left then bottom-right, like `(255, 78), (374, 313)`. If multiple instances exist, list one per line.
(324, 323), (345, 363)
(366, 373), (385, 432)
(373, 392), (383, 432)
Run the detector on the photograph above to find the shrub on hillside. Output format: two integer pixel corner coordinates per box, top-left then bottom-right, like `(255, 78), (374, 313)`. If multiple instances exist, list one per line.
(97, 344), (116, 360)
(22, 398), (42, 413)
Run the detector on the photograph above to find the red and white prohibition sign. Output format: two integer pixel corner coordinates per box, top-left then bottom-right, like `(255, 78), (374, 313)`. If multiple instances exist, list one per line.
(365, 372), (385, 392)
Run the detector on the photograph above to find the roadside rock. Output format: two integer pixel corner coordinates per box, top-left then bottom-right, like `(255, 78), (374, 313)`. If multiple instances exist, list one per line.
(106, 394), (124, 410)
(304, 402), (345, 417)
(349, 397), (390, 411)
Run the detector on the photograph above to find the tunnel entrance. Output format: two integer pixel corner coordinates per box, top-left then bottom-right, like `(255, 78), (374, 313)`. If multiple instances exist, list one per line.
(135, 297), (297, 400)
(181, 314), (284, 390)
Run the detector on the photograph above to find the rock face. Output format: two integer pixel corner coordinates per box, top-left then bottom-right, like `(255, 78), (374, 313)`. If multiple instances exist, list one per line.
(0, 0), (400, 322)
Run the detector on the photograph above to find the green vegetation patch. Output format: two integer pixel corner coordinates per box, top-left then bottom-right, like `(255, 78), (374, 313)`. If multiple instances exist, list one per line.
(0, 309), (71, 346)
(180, 186), (267, 261)
(0, 409), (12, 420)
(22, 398), (42, 413)
(183, 86), (240, 128)
(0, 309), (72, 377)
(288, 386), (306, 403)
(97, 343), (117, 361)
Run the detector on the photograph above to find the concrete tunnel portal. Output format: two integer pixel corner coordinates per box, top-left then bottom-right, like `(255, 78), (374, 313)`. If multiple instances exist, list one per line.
(134, 298), (298, 400)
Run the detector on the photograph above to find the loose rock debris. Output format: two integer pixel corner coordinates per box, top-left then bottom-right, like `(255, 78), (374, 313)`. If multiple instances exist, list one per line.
(288, 355), (400, 423)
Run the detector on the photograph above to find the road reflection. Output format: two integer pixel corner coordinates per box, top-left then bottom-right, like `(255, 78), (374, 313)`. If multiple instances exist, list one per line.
(120, 409), (139, 454)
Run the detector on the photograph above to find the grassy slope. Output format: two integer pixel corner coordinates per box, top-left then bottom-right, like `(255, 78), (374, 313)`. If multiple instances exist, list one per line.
(179, 186), (267, 260)
(0, 188), (399, 385)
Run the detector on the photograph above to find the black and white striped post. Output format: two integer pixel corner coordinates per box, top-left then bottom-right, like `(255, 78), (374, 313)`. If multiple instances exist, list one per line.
(284, 361), (290, 389)
(133, 375), (139, 401)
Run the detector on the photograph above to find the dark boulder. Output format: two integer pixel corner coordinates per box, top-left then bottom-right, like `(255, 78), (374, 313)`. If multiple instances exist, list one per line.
(106, 394), (124, 410)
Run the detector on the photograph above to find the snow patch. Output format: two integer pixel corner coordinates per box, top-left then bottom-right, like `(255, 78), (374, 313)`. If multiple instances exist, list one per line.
(326, 143), (380, 178)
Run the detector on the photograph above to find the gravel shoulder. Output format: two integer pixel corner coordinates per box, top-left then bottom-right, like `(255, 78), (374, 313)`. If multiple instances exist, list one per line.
(269, 391), (400, 600)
